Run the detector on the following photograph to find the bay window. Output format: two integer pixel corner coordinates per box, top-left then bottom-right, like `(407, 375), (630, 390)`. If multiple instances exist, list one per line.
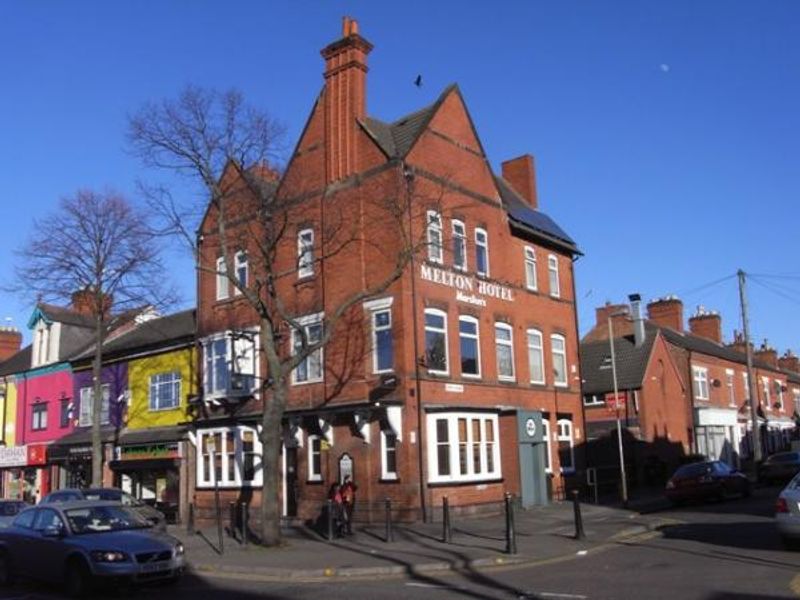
(197, 427), (262, 488)
(427, 412), (501, 483)
(203, 331), (258, 398)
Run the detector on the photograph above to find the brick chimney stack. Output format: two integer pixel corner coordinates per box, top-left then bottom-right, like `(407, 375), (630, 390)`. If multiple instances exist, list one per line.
(779, 350), (800, 374)
(321, 16), (373, 183)
(647, 296), (684, 332)
(688, 306), (722, 344)
(501, 155), (538, 209)
(755, 340), (778, 368)
(728, 330), (752, 356)
(0, 326), (22, 362)
(72, 288), (112, 319)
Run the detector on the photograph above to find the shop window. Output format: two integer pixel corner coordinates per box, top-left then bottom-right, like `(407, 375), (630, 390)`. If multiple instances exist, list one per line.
(427, 412), (501, 483)
(495, 323), (515, 381)
(79, 384), (110, 427)
(557, 419), (575, 473)
(424, 309), (449, 375)
(292, 314), (324, 385)
(32, 403), (47, 431)
(297, 228), (315, 278)
(527, 329), (545, 384)
(426, 211), (443, 264)
(452, 220), (467, 271)
(475, 228), (489, 276)
(308, 435), (322, 481)
(149, 371), (181, 411)
(551, 334), (568, 387)
(458, 315), (480, 378)
(548, 255), (560, 297)
(216, 256), (228, 301)
(524, 247), (537, 291)
(234, 251), (248, 294)
(381, 430), (398, 480)
(197, 427), (262, 488)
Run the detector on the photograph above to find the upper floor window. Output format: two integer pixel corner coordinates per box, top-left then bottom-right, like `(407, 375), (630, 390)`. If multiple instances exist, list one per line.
(776, 380), (785, 410)
(495, 323), (515, 381)
(475, 228), (489, 276)
(458, 316), (480, 378)
(725, 369), (735, 406)
(32, 321), (57, 367)
(551, 334), (568, 387)
(743, 372), (750, 400)
(32, 403), (47, 431)
(297, 229), (315, 278)
(216, 257), (229, 301)
(292, 314), (323, 385)
(424, 309), (448, 375)
(369, 301), (393, 374)
(557, 419), (575, 473)
(426, 211), (443, 264)
(60, 397), (71, 428)
(79, 384), (110, 427)
(527, 329), (545, 384)
(548, 255), (560, 298)
(234, 251), (248, 294)
(149, 371), (181, 411)
(427, 412), (501, 483)
(762, 376), (771, 410)
(793, 389), (800, 413)
(524, 247), (538, 291)
(692, 366), (709, 400)
(452, 220), (467, 271)
(584, 394), (605, 406)
(203, 332), (258, 398)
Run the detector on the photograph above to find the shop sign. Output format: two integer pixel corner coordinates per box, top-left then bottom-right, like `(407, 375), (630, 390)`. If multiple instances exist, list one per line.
(0, 445), (28, 468)
(27, 444), (48, 466)
(420, 265), (514, 307)
(118, 443), (180, 461)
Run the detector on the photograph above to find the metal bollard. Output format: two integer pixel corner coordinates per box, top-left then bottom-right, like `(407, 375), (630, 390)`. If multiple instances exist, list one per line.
(326, 499), (335, 541)
(228, 502), (236, 539)
(215, 491), (224, 554)
(241, 502), (248, 548)
(504, 492), (517, 555)
(442, 496), (452, 543)
(572, 490), (585, 540)
(385, 497), (394, 543)
(186, 502), (195, 535)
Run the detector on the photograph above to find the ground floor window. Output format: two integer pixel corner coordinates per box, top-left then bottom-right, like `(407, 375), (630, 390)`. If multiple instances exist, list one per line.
(696, 425), (736, 466)
(557, 419), (575, 473)
(381, 429), (398, 480)
(426, 412), (501, 483)
(197, 427), (262, 488)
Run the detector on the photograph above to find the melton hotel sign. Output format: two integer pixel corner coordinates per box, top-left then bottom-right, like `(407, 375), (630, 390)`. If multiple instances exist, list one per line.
(420, 264), (514, 307)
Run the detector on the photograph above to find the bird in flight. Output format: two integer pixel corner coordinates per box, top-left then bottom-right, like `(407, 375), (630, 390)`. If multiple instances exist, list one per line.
(414, 74), (423, 87)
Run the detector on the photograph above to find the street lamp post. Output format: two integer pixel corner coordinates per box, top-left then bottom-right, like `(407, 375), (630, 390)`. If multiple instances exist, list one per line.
(608, 315), (629, 506)
(206, 437), (224, 553)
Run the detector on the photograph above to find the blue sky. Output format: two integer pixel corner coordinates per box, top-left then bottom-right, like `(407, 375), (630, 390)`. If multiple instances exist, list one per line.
(1, 1), (798, 353)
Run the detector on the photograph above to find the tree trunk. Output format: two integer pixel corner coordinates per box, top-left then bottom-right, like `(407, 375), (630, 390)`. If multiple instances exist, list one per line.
(259, 379), (285, 546)
(91, 314), (104, 487)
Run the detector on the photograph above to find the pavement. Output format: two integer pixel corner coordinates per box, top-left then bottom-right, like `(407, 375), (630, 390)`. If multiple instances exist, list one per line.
(172, 499), (675, 583)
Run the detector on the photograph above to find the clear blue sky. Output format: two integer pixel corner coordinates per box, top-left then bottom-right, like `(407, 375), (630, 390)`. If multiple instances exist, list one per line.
(1, 2), (798, 354)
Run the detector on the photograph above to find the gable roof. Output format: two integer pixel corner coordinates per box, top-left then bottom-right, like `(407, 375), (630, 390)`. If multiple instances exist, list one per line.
(581, 331), (657, 395)
(0, 345), (33, 378)
(29, 303), (95, 329)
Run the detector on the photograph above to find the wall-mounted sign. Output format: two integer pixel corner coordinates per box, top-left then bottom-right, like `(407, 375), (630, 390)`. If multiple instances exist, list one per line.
(525, 418), (537, 438)
(118, 443), (180, 461)
(445, 383), (464, 393)
(0, 445), (27, 468)
(420, 265), (514, 306)
(27, 444), (48, 466)
(338, 453), (353, 484)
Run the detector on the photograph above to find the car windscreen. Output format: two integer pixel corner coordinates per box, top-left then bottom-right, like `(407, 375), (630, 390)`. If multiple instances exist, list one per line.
(65, 505), (152, 534)
(674, 463), (710, 478)
(83, 490), (121, 502)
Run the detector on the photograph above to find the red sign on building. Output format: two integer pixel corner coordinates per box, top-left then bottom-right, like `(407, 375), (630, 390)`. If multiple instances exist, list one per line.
(604, 392), (626, 412)
(27, 444), (47, 466)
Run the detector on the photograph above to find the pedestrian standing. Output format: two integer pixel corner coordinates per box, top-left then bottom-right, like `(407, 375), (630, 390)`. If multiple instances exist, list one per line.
(328, 483), (345, 537)
(341, 475), (358, 535)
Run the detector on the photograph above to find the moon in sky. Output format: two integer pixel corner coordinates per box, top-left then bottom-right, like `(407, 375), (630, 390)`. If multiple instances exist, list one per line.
(660, 63), (671, 73)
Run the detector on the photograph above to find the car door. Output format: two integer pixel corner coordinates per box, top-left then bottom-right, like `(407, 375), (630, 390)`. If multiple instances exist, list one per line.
(28, 508), (70, 583)
(6, 508), (38, 579)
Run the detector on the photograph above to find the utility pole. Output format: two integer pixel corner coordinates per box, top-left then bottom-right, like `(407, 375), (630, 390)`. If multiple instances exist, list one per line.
(738, 269), (762, 465)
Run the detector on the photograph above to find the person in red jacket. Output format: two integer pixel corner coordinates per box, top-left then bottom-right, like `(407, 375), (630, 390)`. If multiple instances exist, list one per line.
(341, 475), (358, 535)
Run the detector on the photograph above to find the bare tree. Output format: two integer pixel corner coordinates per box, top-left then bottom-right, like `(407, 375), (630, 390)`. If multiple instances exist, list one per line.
(128, 86), (442, 546)
(13, 190), (171, 485)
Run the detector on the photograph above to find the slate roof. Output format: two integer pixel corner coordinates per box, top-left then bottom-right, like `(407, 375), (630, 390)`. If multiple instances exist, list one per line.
(581, 332), (656, 395)
(37, 303), (95, 329)
(0, 345), (32, 378)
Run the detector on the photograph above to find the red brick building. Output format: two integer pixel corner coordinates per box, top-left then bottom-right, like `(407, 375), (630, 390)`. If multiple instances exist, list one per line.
(581, 295), (800, 485)
(191, 18), (583, 525)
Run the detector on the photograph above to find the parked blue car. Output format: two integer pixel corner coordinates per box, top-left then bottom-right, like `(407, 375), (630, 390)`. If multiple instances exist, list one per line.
(0, 500), (184, 596)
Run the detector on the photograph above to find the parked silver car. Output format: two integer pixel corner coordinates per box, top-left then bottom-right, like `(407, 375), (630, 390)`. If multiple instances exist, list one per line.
(775, 472), (800, 547)
(0, 501), (184, 596)
(41, 488), (167, 531)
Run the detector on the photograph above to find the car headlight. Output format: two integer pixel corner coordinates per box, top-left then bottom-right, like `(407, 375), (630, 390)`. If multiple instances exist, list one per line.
(174, 542), (185, 557)
(665, 480), (675, 489)
(90, 550), (129, 563)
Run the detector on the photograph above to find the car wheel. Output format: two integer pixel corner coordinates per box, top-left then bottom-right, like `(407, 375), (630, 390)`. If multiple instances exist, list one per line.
(65, 558), (92, 598)
(782, 536), (800, 551)
(0, 551), (15, 586)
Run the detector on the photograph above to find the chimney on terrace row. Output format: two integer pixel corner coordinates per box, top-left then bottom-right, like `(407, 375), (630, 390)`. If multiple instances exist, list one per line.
(755, 340), (778, 369)
(779, 350), (800, 374)
(594, 302), (630, 339)
(688, 305), (722, 344)
(0, 326), (22, 362)
(321, 16), (373, 183)
(72, 287), (112, 320)
(647, 295), (684, 332)
(501, 154), (538, 209)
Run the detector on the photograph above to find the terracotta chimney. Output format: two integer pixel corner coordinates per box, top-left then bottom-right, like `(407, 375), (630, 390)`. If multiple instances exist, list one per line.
(755, 340), (778, 368)
(779, 350), (800, 374)
(71, 288), (112, 319)
(647, 296), (684, 332)
(728, 330), (751, 356)
(688, 306), (722, 344)
(0, 327), (22, 362)
(321, 17), (373, 183)
(501, 155), (538, 209)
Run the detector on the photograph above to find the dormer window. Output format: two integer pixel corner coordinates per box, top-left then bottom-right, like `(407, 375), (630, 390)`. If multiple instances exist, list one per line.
(31, 320), (59, 368)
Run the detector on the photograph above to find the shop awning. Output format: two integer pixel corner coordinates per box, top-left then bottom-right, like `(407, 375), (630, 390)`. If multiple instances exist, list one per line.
(117, 426), (186, 446)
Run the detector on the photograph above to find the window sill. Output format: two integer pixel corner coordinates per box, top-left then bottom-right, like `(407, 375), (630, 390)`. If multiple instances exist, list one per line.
(306, 477), (323, 485)
(379, 476), (400, 483)
(295, 274), (316, 286)
(292, 379), (324, 387)
(427, 477), (503, 488)
(498, 376), (516, 384)
(427, 370), (450, 377)
(148, 405), (181, 413)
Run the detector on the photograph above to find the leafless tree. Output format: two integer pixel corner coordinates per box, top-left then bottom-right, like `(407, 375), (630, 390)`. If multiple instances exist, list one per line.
(13, 190), (171, 486)
(128, 85), (445, 546)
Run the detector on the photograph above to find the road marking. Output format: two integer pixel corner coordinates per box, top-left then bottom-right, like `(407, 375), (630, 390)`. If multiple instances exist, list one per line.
(406, 582), (449, 589)
(539, 593), (588, 599)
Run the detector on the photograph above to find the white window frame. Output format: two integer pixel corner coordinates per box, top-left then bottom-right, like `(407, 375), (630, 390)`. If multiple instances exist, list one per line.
(524, 247), (537, 291)
(202, 330), (259, 399)
(458, 315), (481, 379)
(743, 372), (750, 401)
(692, 366), (710, 400)
(365, 297), (394, 375)
(495, 322), (515, 381)
(216, 256), (229, 301)
(234, 251), (248, 295)
(426, 211), (443, 264)
(380, 429), (399, 480)
(32, 402), (48, 431)
(725, 369), (736, 407)
(452, 220), (467, 271)
(776, 380), (785, 410)
(196, 426), (263, 488)
(475, 228), (489, 277)
(583, 394), (604, 406)
(291, 313), (324, 385)
(149, 371), (181, 411)
(307, 434), (322, 482)
(551, 334), (568, 387)
(557, 419), (575, 473)
(424, 308), (449, 376)
(297, 228), (315, 278)
(542, 419), (552, 473)
(426, 412), (501, 483)
(79, 384), (110, 427)
(793, 388), (800, 413)
(762, 376), (771, 411)
(526, 328), (545, 384)
(548, 254), (560, 298)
